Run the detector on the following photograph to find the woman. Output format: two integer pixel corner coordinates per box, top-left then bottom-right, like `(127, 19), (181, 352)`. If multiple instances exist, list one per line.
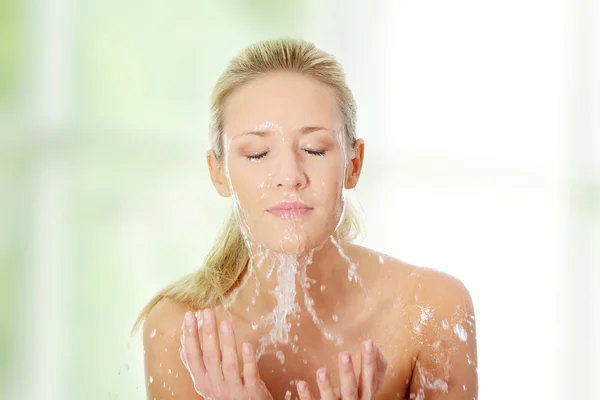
(132, 38), (478, 400)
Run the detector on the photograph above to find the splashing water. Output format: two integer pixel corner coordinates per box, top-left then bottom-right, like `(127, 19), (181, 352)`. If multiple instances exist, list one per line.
(453, 324), (468, 342)
(416, 360), (449, 393)
(255, 253), (302, 360)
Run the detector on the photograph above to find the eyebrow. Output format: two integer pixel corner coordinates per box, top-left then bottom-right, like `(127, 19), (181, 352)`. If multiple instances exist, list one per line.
(236, 126), (330, 138)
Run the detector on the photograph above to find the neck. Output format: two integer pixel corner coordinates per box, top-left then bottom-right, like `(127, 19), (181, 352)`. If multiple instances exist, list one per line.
(222, 235), (352, 319)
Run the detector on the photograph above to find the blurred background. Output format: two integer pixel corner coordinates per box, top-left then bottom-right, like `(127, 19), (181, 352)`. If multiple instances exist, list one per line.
(0, 0), (598, 399)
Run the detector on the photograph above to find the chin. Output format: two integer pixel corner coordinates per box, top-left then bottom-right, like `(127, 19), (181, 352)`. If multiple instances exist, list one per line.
(264, 234), (310, 255)
(260, 229), (335, 256)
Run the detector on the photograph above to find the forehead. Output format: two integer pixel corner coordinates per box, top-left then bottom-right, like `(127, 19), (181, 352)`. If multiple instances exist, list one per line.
(222, 72), (342, 136)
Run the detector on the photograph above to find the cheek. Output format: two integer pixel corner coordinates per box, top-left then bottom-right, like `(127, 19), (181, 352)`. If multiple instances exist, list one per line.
(309, 172), (345, 206)
(227, 165), (269, 204)
(307, 159), (345, 188)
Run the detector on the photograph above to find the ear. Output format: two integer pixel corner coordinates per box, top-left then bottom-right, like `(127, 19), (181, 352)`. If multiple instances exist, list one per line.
(207, 150), (232, 197)
(344, 138), (365, 189)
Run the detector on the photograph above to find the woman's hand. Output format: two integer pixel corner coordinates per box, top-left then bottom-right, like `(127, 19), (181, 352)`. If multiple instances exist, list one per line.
(295, 340), (388, 400)
(180, 308), (273, 400)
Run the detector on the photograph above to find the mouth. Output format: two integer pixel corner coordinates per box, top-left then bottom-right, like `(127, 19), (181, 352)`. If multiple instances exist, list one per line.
(266, 202), (313, 219)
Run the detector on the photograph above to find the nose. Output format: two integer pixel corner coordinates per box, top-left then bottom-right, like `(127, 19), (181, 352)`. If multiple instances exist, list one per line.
(270, 149), (307, 190)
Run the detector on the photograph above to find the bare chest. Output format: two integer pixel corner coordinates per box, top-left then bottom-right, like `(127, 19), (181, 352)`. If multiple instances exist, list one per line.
(228, 309), (417, 400)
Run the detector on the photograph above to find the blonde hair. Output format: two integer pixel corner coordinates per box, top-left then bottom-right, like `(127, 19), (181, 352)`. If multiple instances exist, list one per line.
(131, 38), (362, 336)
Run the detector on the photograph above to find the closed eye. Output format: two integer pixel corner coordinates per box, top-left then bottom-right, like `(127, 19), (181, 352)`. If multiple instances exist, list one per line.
(247, 149), (325, 160)
(247, 151), (268, 160)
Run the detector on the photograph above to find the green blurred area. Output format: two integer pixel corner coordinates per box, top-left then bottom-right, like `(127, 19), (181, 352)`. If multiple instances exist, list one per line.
(0, 0), (20, 106)
(0, 0), (23, 395)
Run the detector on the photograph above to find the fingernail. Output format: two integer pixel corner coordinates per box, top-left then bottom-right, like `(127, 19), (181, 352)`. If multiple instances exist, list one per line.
(297, 381), (307, 393)
(243, 342), (252, 356)
(184, 311), (193, 327)
(365, 340), (374, 354)
(203, 309), (212, 325)
(318, 369), (327, 382)
(341, 352), (350, 365)
(220, 320), (230, 336)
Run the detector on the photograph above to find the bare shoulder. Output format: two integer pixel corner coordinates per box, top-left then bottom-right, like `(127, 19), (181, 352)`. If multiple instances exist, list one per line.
(347, 244), (478, 397)
(143, 297), (202, 399)
(411, 264), (474, 311)
(349, 243), (473, 308)
(356, 243), (476, 334)
(144, 297), (193, 340)
(405, 266), (478, 398)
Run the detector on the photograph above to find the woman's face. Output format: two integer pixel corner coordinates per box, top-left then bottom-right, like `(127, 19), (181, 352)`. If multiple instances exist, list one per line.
(210, 72), (359, 255)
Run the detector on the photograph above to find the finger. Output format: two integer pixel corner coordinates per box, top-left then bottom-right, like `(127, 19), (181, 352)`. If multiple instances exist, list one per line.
(296, 380), (316, 400)
(201, 309), (225, 387)
(180, 311), (207, 393)
(316, 368), (337, 400)
(241, 342), (264, 395)
(338, 352), (358, 400)
(358, 340), (377, 400)
(219, 320), (243, 387)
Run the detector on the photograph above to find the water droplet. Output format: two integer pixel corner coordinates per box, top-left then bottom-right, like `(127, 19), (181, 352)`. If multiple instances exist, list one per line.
(320, 284), (326, 292)
(251, 321), (259, 330)
(159, 362), (162, 368)
(378, 255), (385, 264)
(332, 314), (339, 322)
(419, 306), (432, 324)
(463, 385), (467, 391)
(150, 329), (157, 339)
(149, 376), (153, 384)
(433, 379), (448, 391)
(275, 351), (285, 364)
(413, 323), (422, 334)
(167, 369), (171, 375)
(453, 324), (468, 342)
(441, 320), (450, 330)
(284, 390), (292, 400)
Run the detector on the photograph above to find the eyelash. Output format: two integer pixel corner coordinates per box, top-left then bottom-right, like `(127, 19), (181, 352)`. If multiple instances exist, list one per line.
(247, 152), (268, 160)
(306, 149), (326, 157)
(246, 149), (326, 160)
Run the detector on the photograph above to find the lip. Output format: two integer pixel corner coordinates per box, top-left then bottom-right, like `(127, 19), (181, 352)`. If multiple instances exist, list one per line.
(267, 202), (313, 219)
